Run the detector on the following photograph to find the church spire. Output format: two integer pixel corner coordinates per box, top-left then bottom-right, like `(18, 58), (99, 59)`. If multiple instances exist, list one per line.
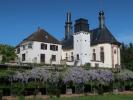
(99, 10), (105, 29)
(65, 11), (73, 40)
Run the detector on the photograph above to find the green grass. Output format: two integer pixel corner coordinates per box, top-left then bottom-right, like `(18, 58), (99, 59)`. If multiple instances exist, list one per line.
(49, 95), (133, 100)
(26, 94), (133, 100)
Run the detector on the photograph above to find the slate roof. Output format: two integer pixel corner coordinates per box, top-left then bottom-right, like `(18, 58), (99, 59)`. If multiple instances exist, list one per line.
(17, 29), (60, 47)
(62, 36), (73, 50)
(90, 26), (121, 46)
(62, 26), (121, 50)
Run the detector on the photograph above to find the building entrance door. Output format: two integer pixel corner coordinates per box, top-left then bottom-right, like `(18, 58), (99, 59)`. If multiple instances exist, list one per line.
(40, 54), (45, 63)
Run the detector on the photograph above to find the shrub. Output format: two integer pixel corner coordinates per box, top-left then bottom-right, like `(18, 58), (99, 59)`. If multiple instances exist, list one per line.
(11, 83), (24, 96)
(84, 63), (91, 70)
(47, 72), (61, 98)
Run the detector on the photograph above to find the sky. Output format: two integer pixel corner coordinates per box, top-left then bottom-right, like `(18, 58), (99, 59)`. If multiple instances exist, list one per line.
(0, 0), (133, 46)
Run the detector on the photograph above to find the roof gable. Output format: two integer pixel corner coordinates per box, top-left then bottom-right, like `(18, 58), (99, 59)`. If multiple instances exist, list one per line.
(18, 29), (60, 46)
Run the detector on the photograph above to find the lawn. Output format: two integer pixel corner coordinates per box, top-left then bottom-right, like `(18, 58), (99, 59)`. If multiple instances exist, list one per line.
(49, 95), (133, 100)
(26, 94), (133, 100)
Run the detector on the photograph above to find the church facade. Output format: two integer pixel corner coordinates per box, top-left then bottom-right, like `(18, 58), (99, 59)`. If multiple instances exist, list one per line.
(16, 11), (121, 68)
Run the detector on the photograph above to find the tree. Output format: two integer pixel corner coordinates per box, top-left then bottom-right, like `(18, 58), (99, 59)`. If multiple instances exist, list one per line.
(0, 44), (16, 63)
(121, 43), (133, 71)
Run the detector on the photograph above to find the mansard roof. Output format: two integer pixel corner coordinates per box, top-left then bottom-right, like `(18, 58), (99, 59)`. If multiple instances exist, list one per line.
(62, 36), (73, 50)
(90, 26), (121, 46)
(17, 28), (60, 46)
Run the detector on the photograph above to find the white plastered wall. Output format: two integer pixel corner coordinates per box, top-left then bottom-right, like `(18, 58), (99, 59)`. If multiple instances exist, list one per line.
(73, 31), (91, 65)
(18, 41), (62, 64)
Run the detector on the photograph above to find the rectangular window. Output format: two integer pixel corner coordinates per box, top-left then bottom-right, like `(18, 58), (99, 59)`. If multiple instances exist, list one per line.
(71, 52), (74, 61)
(93, 53), (96, 61)
(56, 45), (58, 51)
(22, 54), (25, 61)
(100, 47), (104, 62)
(50, 45), (58, 51)
(28, 42), (33, 49)
(92, 49), (96, 61)
(41, 43), (47, 50)
(40, 54), (45, 63)
(22, 45), (25, 50)
(51, 55), (56, 61)
(17, 48), (20, 54)
(71, 56), (74, 61)
(77, 54), (79, 60)
(100, 52), (104, 62)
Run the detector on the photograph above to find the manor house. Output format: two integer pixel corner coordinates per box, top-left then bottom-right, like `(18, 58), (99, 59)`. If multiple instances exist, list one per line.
(16, 11), (121, 68)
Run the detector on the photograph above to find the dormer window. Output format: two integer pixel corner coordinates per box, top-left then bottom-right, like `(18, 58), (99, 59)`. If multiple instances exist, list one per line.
(22, 45), (25, 50)
(28, 42), (33, 49)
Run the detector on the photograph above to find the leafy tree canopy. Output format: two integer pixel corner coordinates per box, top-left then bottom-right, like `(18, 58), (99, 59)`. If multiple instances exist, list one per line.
(0, 44), (16, 63)
(121, 43), (133, 71)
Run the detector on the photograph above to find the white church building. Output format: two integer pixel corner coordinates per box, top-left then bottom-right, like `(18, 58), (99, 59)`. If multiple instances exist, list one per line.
(16, 11), (121, 68)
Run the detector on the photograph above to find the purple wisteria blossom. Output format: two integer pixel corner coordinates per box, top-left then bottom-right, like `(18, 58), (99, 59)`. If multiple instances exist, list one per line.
(48, 71), (61, 83)
(11, 67), (50, 83)
(87, 69), (114, 85)
(63, 67), (89, 84)
(63, 67), (114, 85)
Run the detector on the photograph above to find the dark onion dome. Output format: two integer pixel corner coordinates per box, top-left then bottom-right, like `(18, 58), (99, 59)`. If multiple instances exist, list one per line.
(90, 26), (121, 46)
(16, 28), (61, 47)
(62, 36), (73, 50)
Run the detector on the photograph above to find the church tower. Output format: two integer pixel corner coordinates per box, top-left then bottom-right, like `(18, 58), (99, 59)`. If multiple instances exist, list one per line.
(73, 18), (91, 65)
(65, 12), (73, 40)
